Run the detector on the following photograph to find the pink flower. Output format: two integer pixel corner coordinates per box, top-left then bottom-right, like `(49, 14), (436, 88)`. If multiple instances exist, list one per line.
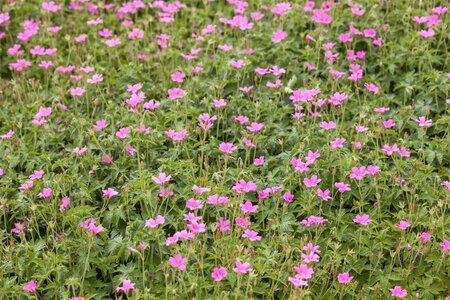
(350, 166), (367, 181)
(102, 188), (118, 199)
(232, 180), (257, 194)
(186, 198), (203, 210)
(364, 83), (379, 93)
(23, 280), (37, 292)
(440, 240), (450, 252)
(246, 122), (264, 133)
(416, 116), (432, 128)
(87, 74), (103, 84)
(383, 119), (396, 128)
(211, 266), (228, 281)
(116, 279), (135, 293)
(390, 286), (408, 298)
(29, 170), (44, 180)
(231, 60), (245, 69)
(233, 260), (252, 274)
(207, 194), (229, 205)
(271, 2), (291, 16)
(165, 129), (188, 142)
(115, 127), (130, 139)
(335, 182), (351, 193)
(397, 220), (411, 231)
(105, 37), (121, 47)
(168, 88), (185, 100)
(169, 254), (188, 270)
(294, 264), (314, 279)
(419, 232), (431, 242)
(304, 175), (321, 188)
(272, 30), (288, 43)
(73, 146), (88, 156)
(353, 214), (372, 226)
(419, 28), (435, 38)
(0, 130), (14, 140)
(152, 173), (171, 185)
(219, 142), (237, 154)
(0, 168), (3, 177)
(301, 216), (328, 227)
(217, 217), (231, 232)
(320, 121), (336, 130)
(93, 120), (108, 130)
(283, 191), (294, 203)
(288, 276), (308, 287)
(38, 187), (53, 199)
(311, 9), (333, 24)
(59, 196), (70, 211)
(240, 200), (258, 213)
(145, 215), (165, 228)
(80, 218), (104, 235)
(337, 272), (353, 284)
(254, 156), (265, 166)
(330, 137), (346, 148)
(102, 155), (113, 164)
(212, 98), (227, 108)
(317, 188), (331, 201)
(70, 87), (85, 97)
(242, 229), (261, 241)
(171, 71), (185, 83)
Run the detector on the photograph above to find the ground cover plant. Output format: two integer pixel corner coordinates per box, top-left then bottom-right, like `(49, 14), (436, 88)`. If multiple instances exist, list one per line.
(0, 0), (449, 299)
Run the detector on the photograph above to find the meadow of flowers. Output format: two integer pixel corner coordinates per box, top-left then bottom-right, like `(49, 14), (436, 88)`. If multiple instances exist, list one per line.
(0, 0), (449, 299)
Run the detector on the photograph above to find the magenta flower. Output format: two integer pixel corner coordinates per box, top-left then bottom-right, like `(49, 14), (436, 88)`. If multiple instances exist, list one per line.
(152, 172), (171, 185)
(93, 119), (108, 130)
(317, 188), (331, 201)
(239, 201), (259, 214)
(440, 240), (450, 252)
(145, 215), (165, 228)
(169, 254), (188, 270)
(80, 218), (104, 235)
(272, 30), (288, 43)
(304, 175), (321, 188)
(233, 260), (252, 274)
(320, 121), (336, 130)
(23, 280), (37, 292)
(330, 137), (346, 148)
(288, 275), (308, 287)
(396, 220), (411, 231)
(102, 188), (118, 199)
(337, 272), (353, 284)
(116, 279), (135, 293)
(38, 187), (53, 199)
(353, 214), (372, 226)
(219, 142), (237, 154)
(171, 71), (185, 83)
(211, 266), (228, 282)
(59, 196), (71, 211)
(165, 129), (188, 142)
(242, 229), (261, 241)
(311, 9), (332, 24)
(254, 156), (265, 166)
(73, 146), (88, 156)
(415, 116), (432, 128)
(390, 286), (407, 298)
(294, 264), (314, 279)
(246, 122), (264, 133)
(350, 166), (367, 181)
(335, 182), (351, 193)
(115, 127), (130, 139)
(70, 87), (85, 97)
(168, 88), (185, 100)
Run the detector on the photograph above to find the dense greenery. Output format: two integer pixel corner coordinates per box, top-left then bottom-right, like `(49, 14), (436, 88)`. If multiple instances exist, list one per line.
(0, 0), (449, 299)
